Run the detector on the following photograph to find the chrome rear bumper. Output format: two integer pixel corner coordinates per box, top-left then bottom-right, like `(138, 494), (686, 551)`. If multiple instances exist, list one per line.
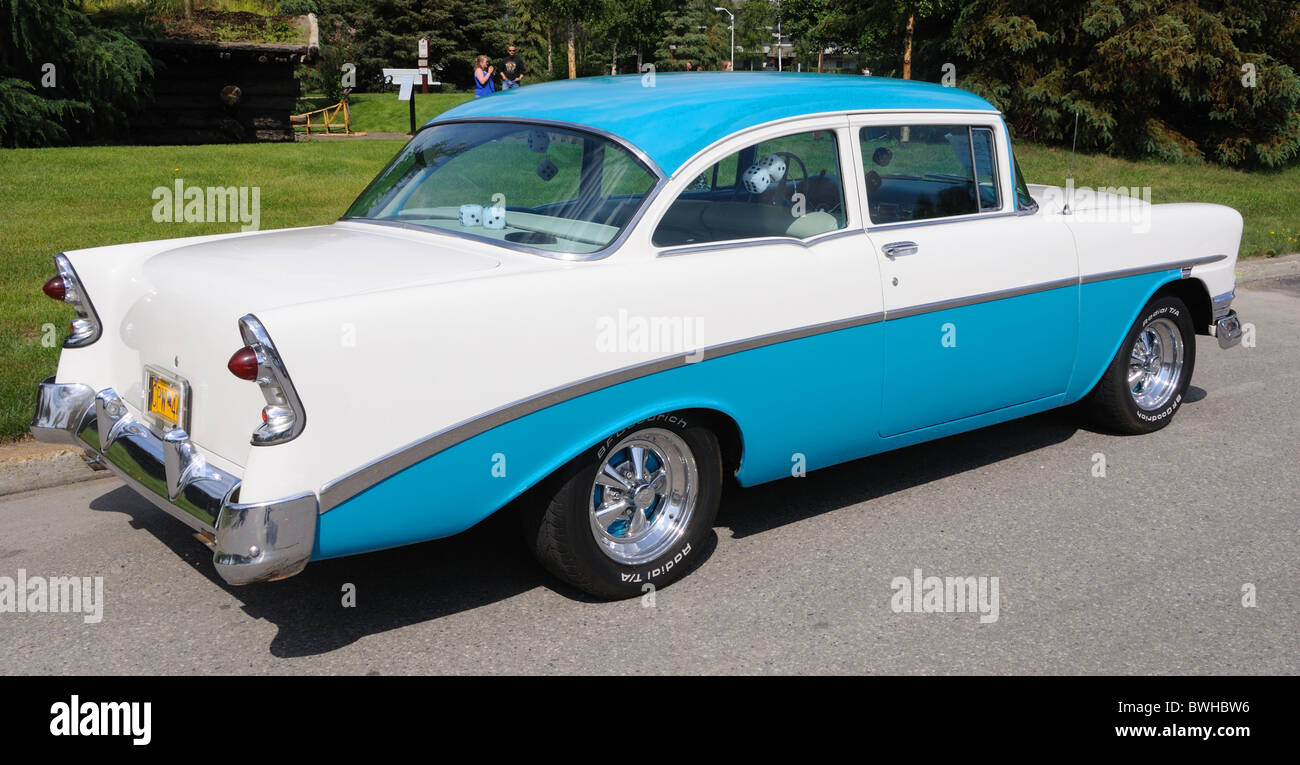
(30, 377), (316, 585)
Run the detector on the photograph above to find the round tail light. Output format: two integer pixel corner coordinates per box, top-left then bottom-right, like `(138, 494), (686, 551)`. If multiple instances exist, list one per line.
(227, 347), (260, 380)
(43, 276), (67, 301)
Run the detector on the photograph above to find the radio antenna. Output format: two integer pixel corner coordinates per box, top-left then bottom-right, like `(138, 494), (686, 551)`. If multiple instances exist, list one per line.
(1063, 111), (1079, 214)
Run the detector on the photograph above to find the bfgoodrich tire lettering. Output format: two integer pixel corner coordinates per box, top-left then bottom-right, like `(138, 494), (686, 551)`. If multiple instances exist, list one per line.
(522, 413), (722, 599)
(1082, 295), (1196, 435)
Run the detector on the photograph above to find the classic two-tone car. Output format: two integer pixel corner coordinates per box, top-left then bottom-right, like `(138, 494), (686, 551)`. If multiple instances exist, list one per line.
(31, 73), (1244, 597)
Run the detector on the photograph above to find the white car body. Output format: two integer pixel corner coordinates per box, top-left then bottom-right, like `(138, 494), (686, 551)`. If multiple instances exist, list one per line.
(32, 73), (1244, 587)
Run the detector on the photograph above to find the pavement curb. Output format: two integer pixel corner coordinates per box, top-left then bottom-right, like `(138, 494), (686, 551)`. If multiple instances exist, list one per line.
(0, 440), (109, 499)
(1237, 252), (1300, 285)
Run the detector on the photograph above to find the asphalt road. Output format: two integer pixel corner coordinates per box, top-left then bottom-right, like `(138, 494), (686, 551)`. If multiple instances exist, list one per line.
(1, 283), (1296, 675)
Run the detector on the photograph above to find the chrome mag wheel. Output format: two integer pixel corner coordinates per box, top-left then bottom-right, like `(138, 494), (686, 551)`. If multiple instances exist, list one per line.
(588, 427), (699, 565)
(1128, 317), (1185, 410)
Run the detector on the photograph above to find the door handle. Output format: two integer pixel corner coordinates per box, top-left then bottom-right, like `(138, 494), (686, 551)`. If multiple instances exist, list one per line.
(882, 241), (919, 259)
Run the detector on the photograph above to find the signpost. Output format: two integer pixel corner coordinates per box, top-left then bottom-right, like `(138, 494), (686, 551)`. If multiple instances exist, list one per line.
(417, 37), (429, 94)
(383, 67), (441, 136)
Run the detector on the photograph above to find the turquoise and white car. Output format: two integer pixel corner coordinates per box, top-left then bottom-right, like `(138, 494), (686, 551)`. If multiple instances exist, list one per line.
(31, 73), (1244, 597)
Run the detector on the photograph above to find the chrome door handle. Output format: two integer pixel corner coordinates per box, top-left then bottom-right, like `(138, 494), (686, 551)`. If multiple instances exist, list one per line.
(882, 241), (919, 259)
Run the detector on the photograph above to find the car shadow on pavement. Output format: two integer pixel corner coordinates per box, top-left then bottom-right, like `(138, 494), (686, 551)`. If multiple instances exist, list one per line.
(85, 400), (1170, 658)
(87, 485), (603, 657)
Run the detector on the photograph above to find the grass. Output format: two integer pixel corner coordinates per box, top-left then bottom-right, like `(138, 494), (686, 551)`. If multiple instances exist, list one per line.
(338, 92), (475, 135)
(1, 128), (1296, 442)
(0, 141), (405, 442)
(1015, 143), (1300, 259)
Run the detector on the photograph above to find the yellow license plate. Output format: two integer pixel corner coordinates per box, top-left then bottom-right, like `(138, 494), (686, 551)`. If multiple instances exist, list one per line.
(147, 373), (183, 428)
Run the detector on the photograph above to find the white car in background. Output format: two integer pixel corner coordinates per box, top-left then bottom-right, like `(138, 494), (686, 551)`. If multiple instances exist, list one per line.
(32, 72), (1244, 598)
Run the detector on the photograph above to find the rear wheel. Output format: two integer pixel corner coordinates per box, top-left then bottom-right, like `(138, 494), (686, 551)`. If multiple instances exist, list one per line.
(522, 414), (722, 599)
(1082, 295), (1196, 434)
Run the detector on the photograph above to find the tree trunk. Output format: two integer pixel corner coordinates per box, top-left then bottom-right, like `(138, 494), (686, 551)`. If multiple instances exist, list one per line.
(547, 31), (553, 75)
(567, 20), (577, 79)
(818, 50), (824, 73)
(903, 4), (915, 80)
(636, 49), (643, 73)
(611, 43), (617, 75)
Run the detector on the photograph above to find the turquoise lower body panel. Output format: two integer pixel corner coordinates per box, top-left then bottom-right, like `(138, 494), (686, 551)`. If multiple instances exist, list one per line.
(1066, 270), (1182, 402)
(316, 324), (885, 560)
(314, 270), (1183, 562)
(881, 286), (1078, 435)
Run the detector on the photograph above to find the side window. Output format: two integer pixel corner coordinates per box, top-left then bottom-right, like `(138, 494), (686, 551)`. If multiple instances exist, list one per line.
(1012, 156), (1038, 212)
(860, 124), (1003, 224)
(653, 129), (846, 247)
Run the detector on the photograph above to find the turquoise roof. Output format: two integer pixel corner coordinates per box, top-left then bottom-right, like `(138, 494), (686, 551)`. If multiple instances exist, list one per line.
(431, 72), (999, 176)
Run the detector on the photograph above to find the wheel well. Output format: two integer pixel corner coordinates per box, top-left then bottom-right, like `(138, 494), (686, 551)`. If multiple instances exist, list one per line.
(678, 408), (744, 476)
(1154, 278), (1213, 335)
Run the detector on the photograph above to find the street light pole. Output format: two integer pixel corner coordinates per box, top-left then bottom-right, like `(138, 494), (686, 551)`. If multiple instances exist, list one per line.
(714, 6), (735, 71)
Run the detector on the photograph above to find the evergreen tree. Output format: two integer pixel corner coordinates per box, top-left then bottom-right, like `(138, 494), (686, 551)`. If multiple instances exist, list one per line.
(0, 0), (153, 147)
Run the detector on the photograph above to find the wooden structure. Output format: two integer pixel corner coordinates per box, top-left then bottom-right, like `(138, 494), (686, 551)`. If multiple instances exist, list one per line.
(132, 38), (317, 144)
(291, 91), (362, 136)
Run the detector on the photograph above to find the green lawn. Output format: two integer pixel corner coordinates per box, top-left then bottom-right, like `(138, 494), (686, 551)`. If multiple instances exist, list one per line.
(1, 129), (1296, 443)
(336, 92), (474, 135)
(1015, 143), (1300, 258)
(0, 141), (405, 442)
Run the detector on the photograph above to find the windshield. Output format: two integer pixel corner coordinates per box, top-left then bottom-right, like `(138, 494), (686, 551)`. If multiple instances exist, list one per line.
(343, 121), (659, 256)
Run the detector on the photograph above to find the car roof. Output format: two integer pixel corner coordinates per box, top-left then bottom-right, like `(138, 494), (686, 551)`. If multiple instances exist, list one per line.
(431, 72), (1000, 177)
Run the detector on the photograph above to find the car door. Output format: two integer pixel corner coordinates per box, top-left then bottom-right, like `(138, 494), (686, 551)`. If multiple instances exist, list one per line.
(642, 118), (886, 480)
(849, 115), (1079, 437)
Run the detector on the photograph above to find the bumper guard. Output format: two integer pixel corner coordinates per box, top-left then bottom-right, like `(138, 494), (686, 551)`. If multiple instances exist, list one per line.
(30, 377), (316, 585)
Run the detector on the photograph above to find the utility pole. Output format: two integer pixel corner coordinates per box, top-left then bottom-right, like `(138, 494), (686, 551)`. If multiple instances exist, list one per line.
(714, 7), (735, 71)
(775, 4), (783, 72)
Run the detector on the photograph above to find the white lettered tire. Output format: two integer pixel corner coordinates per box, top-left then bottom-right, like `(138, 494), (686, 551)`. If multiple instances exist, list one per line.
(1083, 295), (1197, 434)
(522, 413), (722, 599)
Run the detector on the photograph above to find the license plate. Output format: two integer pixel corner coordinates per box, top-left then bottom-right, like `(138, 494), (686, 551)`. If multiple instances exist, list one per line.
(145, 368), (188, 431)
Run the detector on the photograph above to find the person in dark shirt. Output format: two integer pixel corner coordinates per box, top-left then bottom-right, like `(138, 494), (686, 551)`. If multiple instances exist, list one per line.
(500, 45), (525, 89)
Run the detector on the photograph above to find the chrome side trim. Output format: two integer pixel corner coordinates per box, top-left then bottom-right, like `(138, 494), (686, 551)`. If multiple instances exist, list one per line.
(885, 277), (1079, 321)
(318, 310), (886, 511)
(1081, 254), (1227, 284)
(866, 210), (1020, 232)
(319, 253), (1226, 511)
(656, 227), (864, 258)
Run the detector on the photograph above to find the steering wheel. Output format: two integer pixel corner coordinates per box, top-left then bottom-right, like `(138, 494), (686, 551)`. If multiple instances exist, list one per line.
(774, 151), (843, 219)
(772, 151), (808, 200)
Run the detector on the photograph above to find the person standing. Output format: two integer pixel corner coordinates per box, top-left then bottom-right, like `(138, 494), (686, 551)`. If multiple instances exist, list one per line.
(499, 44), (525, 90)
(474, 55), (495, 97)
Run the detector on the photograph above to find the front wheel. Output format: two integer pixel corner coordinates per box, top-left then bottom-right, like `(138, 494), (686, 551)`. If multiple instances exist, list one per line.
(522, 414), (722, 599)
(1082, 294), (1196, 434)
